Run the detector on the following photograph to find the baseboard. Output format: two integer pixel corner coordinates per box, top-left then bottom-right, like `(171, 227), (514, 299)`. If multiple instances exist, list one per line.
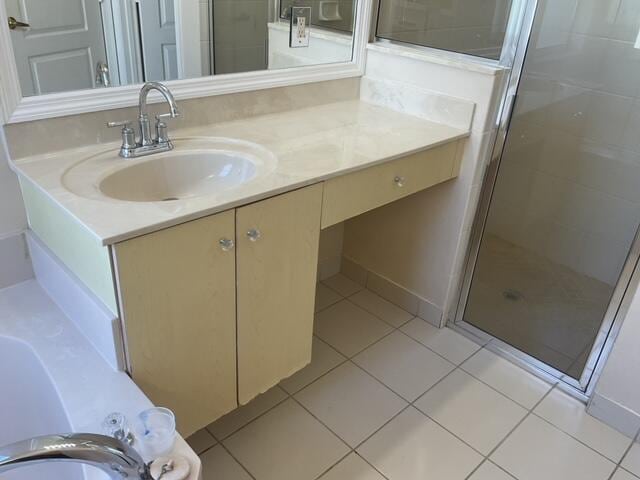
(341, 255), (444, 327)
(26, 231), (125, 371)
(317, 255), (342, 281)
(0, 232), (34, 289)
(588, 392), (640, 439)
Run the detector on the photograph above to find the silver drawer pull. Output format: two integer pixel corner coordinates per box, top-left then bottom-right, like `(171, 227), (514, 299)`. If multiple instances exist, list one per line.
(247, 229), (261, 242)
(394, 176), (406, 187)
(219, 238), (235, 251)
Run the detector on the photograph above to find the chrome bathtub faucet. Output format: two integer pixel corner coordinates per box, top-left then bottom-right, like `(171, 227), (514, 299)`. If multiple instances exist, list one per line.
(107, 82), (181, 159)
(0, 433), (152, 479)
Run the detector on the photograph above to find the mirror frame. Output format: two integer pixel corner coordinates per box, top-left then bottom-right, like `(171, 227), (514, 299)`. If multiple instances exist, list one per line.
(0, 0), (372, 124)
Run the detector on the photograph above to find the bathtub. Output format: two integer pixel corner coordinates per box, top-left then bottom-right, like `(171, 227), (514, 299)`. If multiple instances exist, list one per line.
(0, 337), (83, 480)
(0, 280), (201, 480)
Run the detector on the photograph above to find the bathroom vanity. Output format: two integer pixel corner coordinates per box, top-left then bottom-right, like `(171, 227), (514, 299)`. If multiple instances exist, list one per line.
(11, 100), (467, 436)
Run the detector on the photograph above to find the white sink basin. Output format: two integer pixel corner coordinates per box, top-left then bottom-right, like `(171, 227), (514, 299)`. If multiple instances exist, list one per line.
(62, 137), (277, 202)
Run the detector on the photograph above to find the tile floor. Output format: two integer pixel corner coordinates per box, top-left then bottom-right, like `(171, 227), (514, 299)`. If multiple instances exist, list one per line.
(187, 274), (640, 480)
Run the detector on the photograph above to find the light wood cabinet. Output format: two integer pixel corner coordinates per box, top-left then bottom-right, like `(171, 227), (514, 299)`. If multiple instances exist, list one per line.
(113, 210), (238, 437)
(111, 142), (460, 437)
(321, 142), (460, 228)
(113, 185), (323, 436)
(236, 184), (323, 404)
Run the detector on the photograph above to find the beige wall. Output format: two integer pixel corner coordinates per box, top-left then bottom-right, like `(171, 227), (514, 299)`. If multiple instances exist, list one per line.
(590, 269), (640, 437)
(0, 128), (32, 288)
(343, 47), (506, 324)
(3, 77), (360, 159)
(318, 223), (344, 280)
(0, 131), (25, 237)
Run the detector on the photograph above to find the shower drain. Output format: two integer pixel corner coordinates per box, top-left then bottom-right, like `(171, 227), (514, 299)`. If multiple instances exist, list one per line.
(503, 289), (523, 301)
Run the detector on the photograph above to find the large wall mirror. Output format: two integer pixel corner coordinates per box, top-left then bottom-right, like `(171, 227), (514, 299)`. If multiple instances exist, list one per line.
(4, 0), (358, 97)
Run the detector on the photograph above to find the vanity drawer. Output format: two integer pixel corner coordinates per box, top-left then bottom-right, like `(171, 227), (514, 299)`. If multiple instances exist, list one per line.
(321, 140), (460, 228)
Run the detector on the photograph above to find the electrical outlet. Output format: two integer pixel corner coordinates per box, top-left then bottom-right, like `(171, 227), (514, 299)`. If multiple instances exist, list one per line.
(289, 6), (311, 48)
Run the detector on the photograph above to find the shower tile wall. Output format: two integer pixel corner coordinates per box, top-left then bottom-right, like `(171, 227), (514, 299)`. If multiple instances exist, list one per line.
(487, 0), (640, 286)
(465, 0), (640, 379)
(376, 0), (512, 60)
(213, 0), (269, 74)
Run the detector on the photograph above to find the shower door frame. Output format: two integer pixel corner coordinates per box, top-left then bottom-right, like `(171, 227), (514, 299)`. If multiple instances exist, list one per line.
(451, 0), (640, 398)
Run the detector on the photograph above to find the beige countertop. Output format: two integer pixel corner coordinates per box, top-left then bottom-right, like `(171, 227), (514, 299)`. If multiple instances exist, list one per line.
(11, 99), (469, 245)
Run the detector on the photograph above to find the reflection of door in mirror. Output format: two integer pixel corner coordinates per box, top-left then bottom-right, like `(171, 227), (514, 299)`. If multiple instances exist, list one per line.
(138, 0), (179, 81)
(6, 0), (109, 96)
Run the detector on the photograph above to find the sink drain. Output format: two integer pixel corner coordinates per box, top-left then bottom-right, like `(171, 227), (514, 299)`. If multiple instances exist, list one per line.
(161, 197), (179, 201)
(503, 289), (523, 301)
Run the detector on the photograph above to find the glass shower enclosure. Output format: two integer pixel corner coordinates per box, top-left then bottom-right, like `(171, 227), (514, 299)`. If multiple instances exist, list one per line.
(456, 0), (640, 392)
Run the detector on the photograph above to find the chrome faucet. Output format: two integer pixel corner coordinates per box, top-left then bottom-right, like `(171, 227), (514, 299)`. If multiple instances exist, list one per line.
(108, 82), (181, 158)
(0, 433), (152, 479)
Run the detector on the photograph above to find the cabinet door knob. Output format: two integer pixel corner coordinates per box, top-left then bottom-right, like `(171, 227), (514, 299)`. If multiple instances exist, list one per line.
(394, 176), (405, 187)
(219, 238), (235, 251)
(246, 228), (261, 242)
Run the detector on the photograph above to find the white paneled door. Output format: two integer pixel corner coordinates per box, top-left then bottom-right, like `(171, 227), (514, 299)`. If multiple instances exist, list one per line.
(6, 0), (108, 96)
(137, 0), (178, 81)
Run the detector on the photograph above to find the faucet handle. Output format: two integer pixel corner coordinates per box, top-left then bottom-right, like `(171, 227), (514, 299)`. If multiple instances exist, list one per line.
(107, 120), (133, 129)
(154, 113), (180, 145)
(107, 120), (136, 156)
(155, 112), (181, 122)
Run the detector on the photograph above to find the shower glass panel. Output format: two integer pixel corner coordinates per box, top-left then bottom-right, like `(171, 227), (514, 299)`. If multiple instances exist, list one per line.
(375, 0), (513, 60)
(464, 0), (640, 379)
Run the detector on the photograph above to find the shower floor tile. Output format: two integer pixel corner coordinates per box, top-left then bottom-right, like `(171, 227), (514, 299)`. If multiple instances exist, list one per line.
(465, 234), (612, 378)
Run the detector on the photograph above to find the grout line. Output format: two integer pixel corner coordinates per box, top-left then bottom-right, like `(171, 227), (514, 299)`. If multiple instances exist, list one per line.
(219, 441), (259, 480)
(204, 389), (290, 442)
(463, 385), (557, 480)
(319, 276), (363, 299)
(199, 284), (626, 480)
(344, 294), (414, 329)
(531, 410), (632, 466)
(608, 430), (640, 480)
(395, 319), (478, 366)
(311, 450), (356, 480)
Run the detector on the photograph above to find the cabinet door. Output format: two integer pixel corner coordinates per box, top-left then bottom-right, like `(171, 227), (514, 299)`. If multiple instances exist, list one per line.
(113, 211), (237, 436)
(236, 184), (323, 403)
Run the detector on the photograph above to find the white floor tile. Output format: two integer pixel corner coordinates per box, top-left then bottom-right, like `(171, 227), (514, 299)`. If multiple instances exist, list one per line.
(349, 290), (414, 327)
(491, 415), (616, 480)
(224, 399), (349, 480)
(612, 469), (640, 480)
(401, 319), (480, 364)
(353, 331), (455, 401)
(462, 348), (552, 409)
(200, 445), (252, 480)
(623, 442), (640, 477)
(280, 337), (345, 394)
(186, 428), (216, 454)
(316, 283), (343, 312)
(315, 300), (393, 357)
(357, 407), (483, 480)
(207, 386), (288, 440)
(534, 388), (632, 462)
(319, 453), (386, 480)
(415, 369), (527, 455)
(323, 274), (364, 297)
(295, 362), (407, 447)
(468, 461), (516, 480)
